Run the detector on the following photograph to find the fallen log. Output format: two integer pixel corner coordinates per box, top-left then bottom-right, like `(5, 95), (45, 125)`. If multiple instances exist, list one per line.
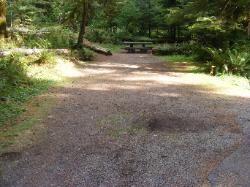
(83, 39), (112, 56)
(8, 27), (51, 36)
(0, 48), (70, 57)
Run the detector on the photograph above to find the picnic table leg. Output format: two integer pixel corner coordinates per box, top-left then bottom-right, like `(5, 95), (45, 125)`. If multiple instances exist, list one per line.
(131, 44), (135, 53)
(141, 44), (148, 53)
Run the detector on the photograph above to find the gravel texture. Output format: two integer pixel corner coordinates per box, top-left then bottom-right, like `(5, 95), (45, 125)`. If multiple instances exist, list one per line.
(1, 53), (250, 187)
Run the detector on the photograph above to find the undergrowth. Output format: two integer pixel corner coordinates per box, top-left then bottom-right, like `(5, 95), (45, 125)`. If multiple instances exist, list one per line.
(160, 54), (250, 89)
(0, 53), (56, 127)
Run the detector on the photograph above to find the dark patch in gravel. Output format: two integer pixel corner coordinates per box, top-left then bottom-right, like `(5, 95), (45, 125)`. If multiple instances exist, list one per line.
(0, 152), (22, 162)
(143, 115), (215, 133)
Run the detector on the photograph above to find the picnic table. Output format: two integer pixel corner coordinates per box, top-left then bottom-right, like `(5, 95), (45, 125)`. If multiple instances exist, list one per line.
(123, 41), (153, 53)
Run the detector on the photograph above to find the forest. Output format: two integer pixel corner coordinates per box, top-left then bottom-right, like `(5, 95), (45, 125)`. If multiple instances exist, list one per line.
(0, 0), (249, 74)
(1, 1), (250, 186)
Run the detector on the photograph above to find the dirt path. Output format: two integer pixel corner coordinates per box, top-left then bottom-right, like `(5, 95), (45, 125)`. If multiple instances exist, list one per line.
(1, 53), (250, 186)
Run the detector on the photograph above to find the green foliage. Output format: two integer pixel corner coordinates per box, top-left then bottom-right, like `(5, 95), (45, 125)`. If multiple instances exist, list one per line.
(160, 55), (196, 63)
(0, 80), (51, 126)
(85, 28), (134, 44)
(34, 51), (56, 65)
(98, 43), (122, 53)
(3, 0), (250, 78)
(72, 48), (95, 61)
(0, 54), (53, 126)
(153, 43), (193, 56)
(0, 54), (29, 93)
(205, 47), (250, 76)
(227, 50), (250, 76)
(24, 26), (75, 48)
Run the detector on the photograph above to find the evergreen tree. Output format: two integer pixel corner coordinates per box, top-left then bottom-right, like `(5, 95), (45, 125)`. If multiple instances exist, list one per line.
(0, 0), (7, 38)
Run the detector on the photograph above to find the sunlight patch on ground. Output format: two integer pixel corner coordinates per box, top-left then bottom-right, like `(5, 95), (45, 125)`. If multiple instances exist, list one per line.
(90, 63), (140, 69)
(85, 83), (142, 91)
(122, 72), (181, 85)
(83, 68), (116, 76)
(55, 58), (83, 78)
(84, 86), (110, 91)
(28, 58), (84, 81)
(151, 93), (181, 97)
(183, 74), (250, 98)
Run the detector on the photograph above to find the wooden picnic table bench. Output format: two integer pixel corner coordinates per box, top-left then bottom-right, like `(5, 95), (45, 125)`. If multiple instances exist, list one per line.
(123, 41), (153, 53)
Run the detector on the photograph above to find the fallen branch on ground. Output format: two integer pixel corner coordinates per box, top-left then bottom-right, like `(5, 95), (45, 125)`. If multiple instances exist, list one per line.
(83, 39), (112, 56)
(0, 48), (70, 57)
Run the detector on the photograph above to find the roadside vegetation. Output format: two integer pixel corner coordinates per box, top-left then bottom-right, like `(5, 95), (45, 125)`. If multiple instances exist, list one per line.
(0, 51), (89, 152)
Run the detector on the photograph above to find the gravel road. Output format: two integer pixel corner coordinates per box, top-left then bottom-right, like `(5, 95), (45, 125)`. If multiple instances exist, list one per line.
(1, 53), (250, 186)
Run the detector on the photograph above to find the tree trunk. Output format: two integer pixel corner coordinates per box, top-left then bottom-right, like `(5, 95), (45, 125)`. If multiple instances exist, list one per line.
(148, 25), (151, 38)
(169, 26), (176, 42)
(77, 0), (88, 46)
(0, 0), (7, 39)
(148, 0), (152, 38)
(248, 19), (250, 38)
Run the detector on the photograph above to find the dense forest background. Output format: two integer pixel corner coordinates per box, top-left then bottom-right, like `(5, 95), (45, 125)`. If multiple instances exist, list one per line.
(0, 0), (250, 75)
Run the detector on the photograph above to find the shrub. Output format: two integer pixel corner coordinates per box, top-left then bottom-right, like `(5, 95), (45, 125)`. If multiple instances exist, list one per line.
(153, 44), (177, 55)
(34, 51), (57, 65)
(193, 45), (212, 62)
(85, 29), (108, 43)
(153, 43), (194, 56)
(85, 29), (133, 44)
(176, 42), (194, 55)
(205, 47), (250, 76)
(0, 54), (30, 93)
(72, 48), (95, 61)
(227, 49), (250, 76)
(24, 26), (75, 48)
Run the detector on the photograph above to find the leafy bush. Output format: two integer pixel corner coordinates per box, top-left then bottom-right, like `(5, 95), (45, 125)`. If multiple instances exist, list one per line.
(205, 47), (250, 76)
(24, 26), (75, 48)
(34, 51), (57, 65)
(153, 43), (194, 56)
(227, 50), (250, 76)
(153, 44), (177, 55)
(0, 54), (54, 127)
(72, 48), (95, 61)
(193, 45), (212, 62)
(85, 29), (109, 43)
(0, 54), (30, 93)
(85, 29), (133, 44)
(176, 43), (194, 55)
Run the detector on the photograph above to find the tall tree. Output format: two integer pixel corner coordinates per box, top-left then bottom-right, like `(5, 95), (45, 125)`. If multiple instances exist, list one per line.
(0, 0), (7, 39)
(77, 0), (89, 46)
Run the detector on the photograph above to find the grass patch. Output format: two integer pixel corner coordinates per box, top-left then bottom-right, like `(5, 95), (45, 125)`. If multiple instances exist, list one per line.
(216, 74), (250, 90)
(98, 43), (123, 53)
(0, 79), (52, 153)
(160, 55), (250, 90)
(0, 80), (52, 127)
(0, 93), (56, 154)
(159, 55), (205, 73)
(0, 53), (80, 154)
(71, 48), (96, 61)
(0, 54), (60, 127)
(160, 55), (196, 63)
